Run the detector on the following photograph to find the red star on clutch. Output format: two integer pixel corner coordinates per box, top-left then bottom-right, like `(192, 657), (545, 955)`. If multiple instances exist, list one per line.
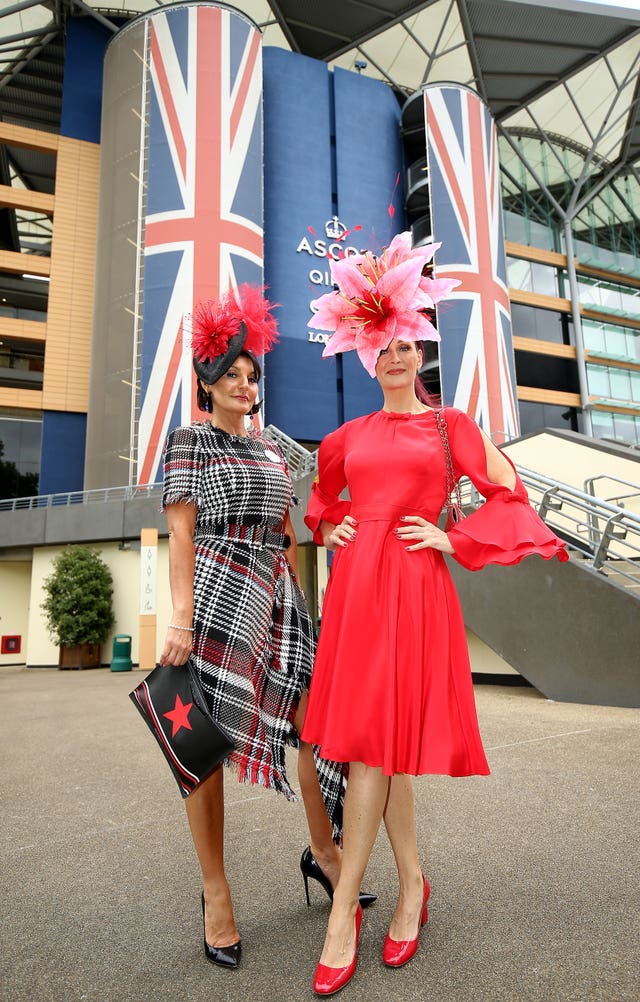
(163, 694), (194, 738)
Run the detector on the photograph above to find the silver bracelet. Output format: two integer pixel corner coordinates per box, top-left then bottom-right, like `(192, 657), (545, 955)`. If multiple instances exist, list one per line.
(168, 624), (194, 631)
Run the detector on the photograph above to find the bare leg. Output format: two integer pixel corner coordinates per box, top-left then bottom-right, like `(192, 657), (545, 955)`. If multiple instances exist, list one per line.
(184, 765), (240, 948)
(318, 762), (389, 967)
(383, 774), (424, 940)
(294, 691), (341, 887)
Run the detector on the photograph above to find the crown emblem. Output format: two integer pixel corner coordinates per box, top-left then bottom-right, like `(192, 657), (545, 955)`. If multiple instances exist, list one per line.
(325, 216), (347, 240)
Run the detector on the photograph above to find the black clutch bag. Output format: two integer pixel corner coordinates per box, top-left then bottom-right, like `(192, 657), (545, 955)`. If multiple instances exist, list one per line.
(129, 660), (235, 798)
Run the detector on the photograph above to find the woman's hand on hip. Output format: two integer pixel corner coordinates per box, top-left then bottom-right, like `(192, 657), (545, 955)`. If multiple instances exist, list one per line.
(395, 515), (454, 554)
(325, 514), (358, 550)
(159, 626), (193, 666)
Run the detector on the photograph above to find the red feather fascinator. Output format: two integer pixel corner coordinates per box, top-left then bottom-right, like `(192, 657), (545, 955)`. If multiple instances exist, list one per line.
(190, 285), (279, 385)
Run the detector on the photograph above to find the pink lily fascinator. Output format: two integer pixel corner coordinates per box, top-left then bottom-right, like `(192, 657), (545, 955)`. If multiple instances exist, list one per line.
(308, 231), (459, 377)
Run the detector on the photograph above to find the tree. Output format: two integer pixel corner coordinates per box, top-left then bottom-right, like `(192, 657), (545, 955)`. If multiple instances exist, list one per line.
(41, 546), (115, 648)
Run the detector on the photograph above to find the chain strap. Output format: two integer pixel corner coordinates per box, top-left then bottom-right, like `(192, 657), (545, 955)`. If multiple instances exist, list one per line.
(435, 409), (464, 526)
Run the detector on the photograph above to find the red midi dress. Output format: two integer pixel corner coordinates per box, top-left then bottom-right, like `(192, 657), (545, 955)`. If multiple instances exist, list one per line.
(300, 407), (567, 778)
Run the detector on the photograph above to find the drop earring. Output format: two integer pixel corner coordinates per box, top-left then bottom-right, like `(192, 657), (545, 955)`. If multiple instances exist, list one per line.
(205, 393), (213, 413)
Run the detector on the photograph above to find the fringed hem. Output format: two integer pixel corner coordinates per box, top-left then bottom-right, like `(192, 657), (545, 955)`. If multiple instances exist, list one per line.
(161, 492), (202, 513)
(224, 750), (298, 803)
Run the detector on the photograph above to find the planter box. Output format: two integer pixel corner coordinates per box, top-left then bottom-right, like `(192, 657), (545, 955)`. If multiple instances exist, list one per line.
(59, 643), (101, 670)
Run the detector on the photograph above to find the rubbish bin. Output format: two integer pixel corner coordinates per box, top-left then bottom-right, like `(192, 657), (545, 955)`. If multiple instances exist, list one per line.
(110, 634), (132, 672)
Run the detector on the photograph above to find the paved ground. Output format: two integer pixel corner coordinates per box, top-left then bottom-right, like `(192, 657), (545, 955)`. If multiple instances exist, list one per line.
(1, 665), (639, 1002)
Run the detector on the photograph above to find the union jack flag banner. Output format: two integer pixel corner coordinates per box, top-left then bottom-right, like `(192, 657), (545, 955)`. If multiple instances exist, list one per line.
(424, 85), (519, 445)
(136, 4), (263, 486)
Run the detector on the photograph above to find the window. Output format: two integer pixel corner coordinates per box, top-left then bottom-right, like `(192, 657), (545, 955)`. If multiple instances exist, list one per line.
(586, 362), (640, 405)
(591, 410), (640, 447)
(582, 319), (640, 362)
(612, 413), (637, 445)
(0, 341), (45, 390)
(586, 364), (610, 397)
(591, 410), (614, 440)
(511, 303), (567, 344)
(582, 321), (605, 353)
(530, 261), (557, 297)
(609, 368), (631, 401)
(518, 400), (576, 435)
(0, 415), (42, 498)
(578, 275), (640, 318)
(507, 257), (557, 297)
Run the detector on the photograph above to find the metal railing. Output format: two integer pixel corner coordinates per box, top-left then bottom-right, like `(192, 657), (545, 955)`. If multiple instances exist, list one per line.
(584, 473), (640, 509)
(262, 425), (319, 479)
(494, 468), (640, 589)
(0, 482), (162, 512)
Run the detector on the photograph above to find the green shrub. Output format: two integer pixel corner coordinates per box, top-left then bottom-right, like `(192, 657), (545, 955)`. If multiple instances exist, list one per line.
(41, 546), (115, 647)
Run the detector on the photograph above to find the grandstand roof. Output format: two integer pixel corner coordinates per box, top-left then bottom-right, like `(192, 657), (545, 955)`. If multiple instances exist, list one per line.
(1, 0), (639, 251)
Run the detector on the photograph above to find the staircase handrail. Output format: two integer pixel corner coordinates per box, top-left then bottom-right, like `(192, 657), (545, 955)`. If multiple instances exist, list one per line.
(583, 473), (640, 508)
(517, 468), (640, 528)
(262, 424), (318, 478)
(514, 467), (640, 587)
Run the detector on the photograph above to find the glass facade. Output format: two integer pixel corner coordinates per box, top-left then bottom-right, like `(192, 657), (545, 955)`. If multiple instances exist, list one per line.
(503, 209), (556, 252)
(577, 275), (640, 320)
(582, 319), (640, 363)
(507, 256), (558, 298)
(586, 364), (640, 405)
(573, 235), (640, 278)
(0, 413), (42, 497)
(0, 340), (45, 390)
(510, 302), (569, 346)
(518, 400), (576, 436)
(500, 132), (640, 447)
(591, 410), (640, 447)
(581, 310), (640, 446)
(499, 134), (640, 264)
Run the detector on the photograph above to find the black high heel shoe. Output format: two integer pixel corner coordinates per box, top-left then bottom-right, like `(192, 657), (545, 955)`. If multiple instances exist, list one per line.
(201, 892), (242, 969)
(300, 846), (377, 909)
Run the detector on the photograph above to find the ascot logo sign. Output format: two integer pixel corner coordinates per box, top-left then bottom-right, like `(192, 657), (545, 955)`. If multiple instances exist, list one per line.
(326, 216), (348, 240)
(308, 329), (331, 345)
(296, 217), (363, 264)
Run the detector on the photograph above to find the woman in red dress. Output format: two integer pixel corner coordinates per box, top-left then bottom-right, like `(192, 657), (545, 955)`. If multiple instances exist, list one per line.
(301, 233), (567, 995)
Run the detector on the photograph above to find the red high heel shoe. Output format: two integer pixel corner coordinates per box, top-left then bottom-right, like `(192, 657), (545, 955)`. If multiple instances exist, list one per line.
(313, 904), (363, 996)
(382, 872), (430, 968)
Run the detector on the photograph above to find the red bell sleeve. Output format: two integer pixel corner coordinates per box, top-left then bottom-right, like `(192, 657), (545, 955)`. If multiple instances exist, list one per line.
(305, 424), (352, 545)
(444, 409), (568, 571)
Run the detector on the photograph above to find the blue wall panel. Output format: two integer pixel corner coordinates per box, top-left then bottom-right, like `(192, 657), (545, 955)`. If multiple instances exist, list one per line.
(263, 48), (340, 440)
(263, 52), (406, 440)
(333, 68), (405, 422)
(40, 413), (86, 495)
(333, 68), (404, 252)
(61, 18), (116, 142)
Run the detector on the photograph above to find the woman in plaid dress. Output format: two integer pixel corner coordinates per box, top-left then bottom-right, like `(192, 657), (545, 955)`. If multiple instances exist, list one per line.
(158, 289), (357, 969)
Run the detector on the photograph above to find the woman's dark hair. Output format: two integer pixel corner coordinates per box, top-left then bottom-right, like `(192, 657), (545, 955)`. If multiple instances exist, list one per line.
(196, 350), (263, 413)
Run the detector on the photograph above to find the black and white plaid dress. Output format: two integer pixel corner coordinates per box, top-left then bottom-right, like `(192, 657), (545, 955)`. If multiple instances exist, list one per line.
(163, 422), (343, 836)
